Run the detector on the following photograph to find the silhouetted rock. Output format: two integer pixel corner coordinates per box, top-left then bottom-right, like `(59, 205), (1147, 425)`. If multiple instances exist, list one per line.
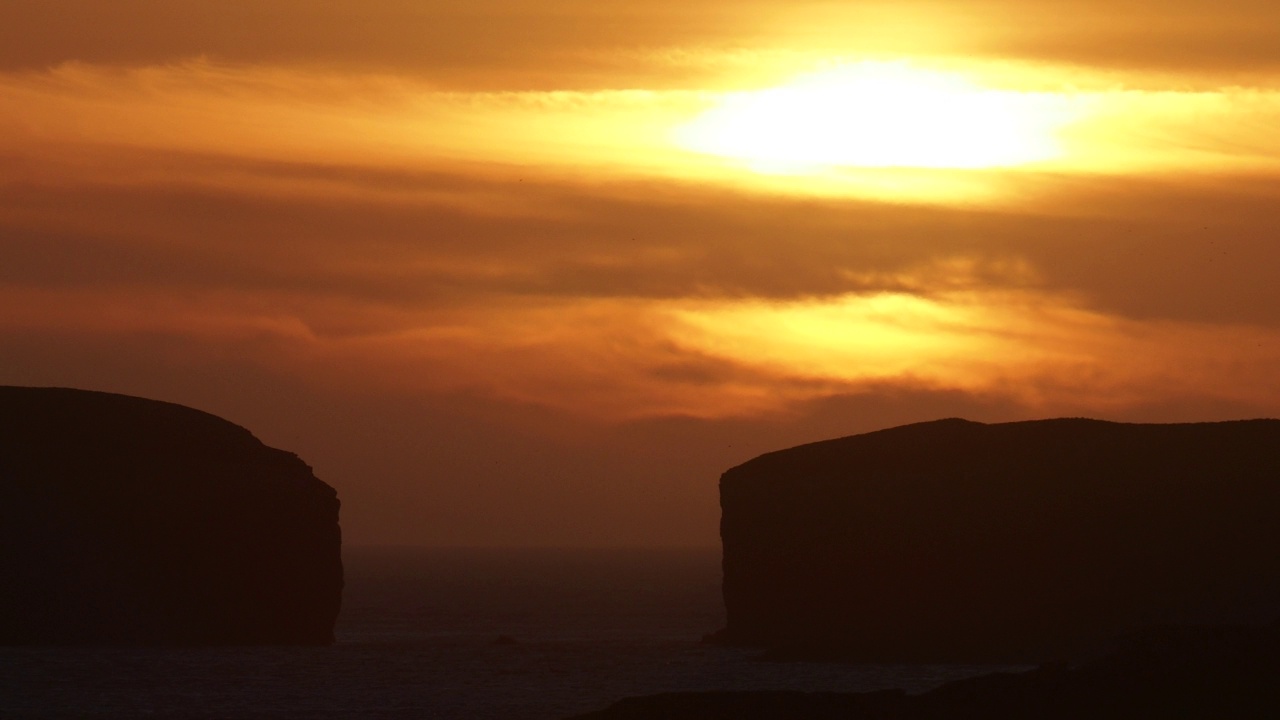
(569, 623), (1280, 719)
(569, 689), (910, 720)
(0, 386), (342, 645)
(710, 418), (1280, 662)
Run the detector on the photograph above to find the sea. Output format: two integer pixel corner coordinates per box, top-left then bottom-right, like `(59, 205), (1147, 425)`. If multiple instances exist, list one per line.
(0, 547), (1012, 719)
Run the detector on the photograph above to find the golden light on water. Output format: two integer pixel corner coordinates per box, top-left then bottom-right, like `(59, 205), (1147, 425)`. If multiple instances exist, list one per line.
(675, 62), (1080, 172)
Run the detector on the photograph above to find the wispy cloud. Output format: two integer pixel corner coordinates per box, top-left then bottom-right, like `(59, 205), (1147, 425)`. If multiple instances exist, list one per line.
(5, 59), (1280, 210)
(5, 2), (1280, 544)
(3, 55), (1280, 423)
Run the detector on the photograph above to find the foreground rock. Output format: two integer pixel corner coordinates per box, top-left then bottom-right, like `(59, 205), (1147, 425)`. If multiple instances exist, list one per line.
(569, 622), (1280, 719)
(711, 418), (1280, 662)
(0, 386), (342, 645)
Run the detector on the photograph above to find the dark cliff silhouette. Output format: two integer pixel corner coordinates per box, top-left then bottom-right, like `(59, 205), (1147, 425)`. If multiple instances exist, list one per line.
(710, 418), (1280, 663)
(0, 386), (342, 645)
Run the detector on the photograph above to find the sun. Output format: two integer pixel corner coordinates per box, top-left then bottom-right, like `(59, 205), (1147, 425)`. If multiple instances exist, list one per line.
(676, 62), (1075, 172)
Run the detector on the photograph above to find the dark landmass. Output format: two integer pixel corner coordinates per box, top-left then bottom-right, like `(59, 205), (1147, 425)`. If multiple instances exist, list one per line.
(568, 621), (1280, 719)
(710, 418), (1280, 663)
(0, 386), (342, 645)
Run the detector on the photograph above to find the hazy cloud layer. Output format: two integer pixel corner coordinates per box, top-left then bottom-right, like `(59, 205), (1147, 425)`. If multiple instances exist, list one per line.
(4, 2), (1280, 544)
(5, 145), (1280, 421)
(5, 0), (1280, 83)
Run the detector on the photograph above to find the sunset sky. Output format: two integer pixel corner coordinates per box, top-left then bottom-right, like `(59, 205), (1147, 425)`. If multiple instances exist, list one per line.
(4, 0), (1280, 546)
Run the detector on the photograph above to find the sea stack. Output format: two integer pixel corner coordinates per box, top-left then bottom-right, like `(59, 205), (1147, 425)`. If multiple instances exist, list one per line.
(0, 386), (343, 645)
(713, 418), (1280, 663)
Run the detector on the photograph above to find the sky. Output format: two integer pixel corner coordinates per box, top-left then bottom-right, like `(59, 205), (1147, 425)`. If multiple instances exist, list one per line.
(3, 0), (1280, 547)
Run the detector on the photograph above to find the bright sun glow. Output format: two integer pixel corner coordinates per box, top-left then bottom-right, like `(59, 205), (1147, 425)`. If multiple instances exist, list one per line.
(676, 62), (1078, 172)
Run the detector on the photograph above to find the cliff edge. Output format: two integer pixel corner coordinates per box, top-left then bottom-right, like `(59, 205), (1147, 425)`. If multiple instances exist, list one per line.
(712, 418), (1280, 662)
(0, 386), (343, 645)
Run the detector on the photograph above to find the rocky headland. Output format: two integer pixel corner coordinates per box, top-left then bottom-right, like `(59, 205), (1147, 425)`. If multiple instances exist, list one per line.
(571, 417), (1280, 718)
(711, 418), (1280, 663)
(0, 386), (343, 645)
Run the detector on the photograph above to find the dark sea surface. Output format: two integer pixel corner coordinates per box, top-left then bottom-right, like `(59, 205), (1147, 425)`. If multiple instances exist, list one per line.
(1, 547), (1012, 719)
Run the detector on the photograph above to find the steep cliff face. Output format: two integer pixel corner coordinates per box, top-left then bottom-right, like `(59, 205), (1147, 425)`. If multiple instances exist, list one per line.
(0, 386), (342, 645)
(714, 418), (1280, 662)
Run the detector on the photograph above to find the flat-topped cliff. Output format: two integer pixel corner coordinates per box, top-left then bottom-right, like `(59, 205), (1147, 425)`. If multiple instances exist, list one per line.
(0, 386), (342, 645)
(711, 418), (1280, 662)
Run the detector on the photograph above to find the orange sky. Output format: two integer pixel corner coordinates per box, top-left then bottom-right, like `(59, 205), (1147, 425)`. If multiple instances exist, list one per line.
(3, 1), (1280, 546)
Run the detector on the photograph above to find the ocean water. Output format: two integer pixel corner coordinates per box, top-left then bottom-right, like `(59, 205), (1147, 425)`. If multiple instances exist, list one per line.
(1, 548), (1008, 719)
